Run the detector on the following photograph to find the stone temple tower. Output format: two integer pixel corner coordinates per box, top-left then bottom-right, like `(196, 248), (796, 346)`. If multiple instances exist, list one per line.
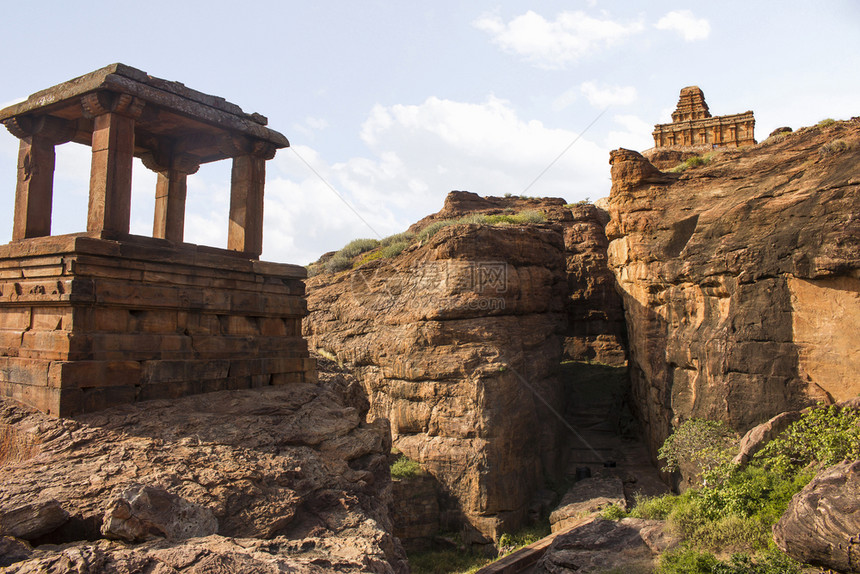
(652, 86), (755, 149)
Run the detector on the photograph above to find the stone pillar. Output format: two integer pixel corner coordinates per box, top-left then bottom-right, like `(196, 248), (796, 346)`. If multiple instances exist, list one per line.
(228, 142), (275, 258)
(13, 136), (55, 240)
(83, 93), (143, 237)
(228, 154), (265, 257)
(5, 116), (75, 240)
(147, 153), (199, 243)
(154, 171), (187, 242)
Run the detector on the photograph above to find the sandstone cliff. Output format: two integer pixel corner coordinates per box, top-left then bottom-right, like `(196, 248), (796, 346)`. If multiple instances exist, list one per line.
(410, 191), (627, 366)
(606, 119), (860, 464)
(306, 220), (568, 543)
(305, 192), (627, 542)
(0, 359), (408, 573)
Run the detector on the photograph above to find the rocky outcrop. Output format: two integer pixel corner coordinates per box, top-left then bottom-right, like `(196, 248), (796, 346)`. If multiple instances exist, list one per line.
(305, 191), (629, 541)
(549, 476), (625, 533)
(534, 517), (678, 574)
(774, 460), (860, 573)
(606, 119), (860, 463)
(410, 191), (627, 365)
(306, 220), (569, 542)
(0, 362), (408, 573)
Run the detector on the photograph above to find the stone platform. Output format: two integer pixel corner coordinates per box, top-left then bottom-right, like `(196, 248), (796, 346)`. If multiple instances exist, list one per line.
(0, 233), (314, 416)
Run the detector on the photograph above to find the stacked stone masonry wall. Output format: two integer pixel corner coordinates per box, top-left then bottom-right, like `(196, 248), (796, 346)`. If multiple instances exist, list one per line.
(0, 234), (314, 416)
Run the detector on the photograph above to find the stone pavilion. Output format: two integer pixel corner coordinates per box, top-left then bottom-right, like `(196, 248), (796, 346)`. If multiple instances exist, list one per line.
(0, 64), (315, 416)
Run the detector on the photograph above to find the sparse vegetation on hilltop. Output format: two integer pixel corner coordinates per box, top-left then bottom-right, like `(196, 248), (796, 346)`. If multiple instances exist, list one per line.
(312, 209), (548, 275)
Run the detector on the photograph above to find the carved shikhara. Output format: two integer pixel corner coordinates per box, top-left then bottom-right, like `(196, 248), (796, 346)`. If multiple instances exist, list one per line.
(0, 64), (313, 416)
(652, 86), (755, 149)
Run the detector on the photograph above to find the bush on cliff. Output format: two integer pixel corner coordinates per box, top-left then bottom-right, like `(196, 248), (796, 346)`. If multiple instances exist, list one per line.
(390, 454), (424, 480)
(658, 419), (739, 486)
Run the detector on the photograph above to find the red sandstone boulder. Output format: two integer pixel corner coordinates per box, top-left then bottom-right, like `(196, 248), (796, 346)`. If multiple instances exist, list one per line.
(305, 192), (628, 542)
(534, 516), (678, 573)
(0, 364), (407, 573)
(773, 460), (860, 573)
(101, 484), (218, 542)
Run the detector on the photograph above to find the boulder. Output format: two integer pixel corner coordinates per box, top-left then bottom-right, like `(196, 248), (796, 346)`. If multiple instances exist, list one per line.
(534, 517), (678, 573)
(0, 534), (400, 574)
(732, 411), (802, 466)
(773, 460), (860, 573)
(306, 192), (628, 541)
(0, 499), (69, 540)
(549, 476), (625, 532)
(605, 119), (860, 469)
(101, 484), (218, 542)
(0, 362), (408, 573)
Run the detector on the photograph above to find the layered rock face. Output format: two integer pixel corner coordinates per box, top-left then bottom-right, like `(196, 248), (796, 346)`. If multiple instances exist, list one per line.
(305, 220), (569, 542)
(411, 191), (627, 365)
(0, 361), (407, 573)
(606, 119), (860, 461)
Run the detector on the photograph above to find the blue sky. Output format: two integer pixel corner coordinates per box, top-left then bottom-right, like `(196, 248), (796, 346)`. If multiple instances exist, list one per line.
(1, 1), (858, 264)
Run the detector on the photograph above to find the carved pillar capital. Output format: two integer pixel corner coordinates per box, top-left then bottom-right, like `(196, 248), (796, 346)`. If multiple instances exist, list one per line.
(140, 151), (200, 176)
(4, 115), (76, 144)
(81, 91), (145, 119)
(218, 136), (278, 160)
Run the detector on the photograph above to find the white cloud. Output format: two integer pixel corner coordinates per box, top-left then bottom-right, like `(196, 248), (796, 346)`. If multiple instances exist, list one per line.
(580, 81), (637, 107)
(605, 114), (655, 151)
(655, 10), (710, 41)
(261, 96), (610, 263)
(474, 10), (644, 69)
(304, 117), (329, 130)
(552, 87), (579, 111)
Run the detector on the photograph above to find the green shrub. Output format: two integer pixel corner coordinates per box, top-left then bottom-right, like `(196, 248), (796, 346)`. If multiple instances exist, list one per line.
(338, 237), (380, 259)
(668, 154), (714, 173)
(380, 240), (409, 258)
(380, 231), (415, 246)
(754, 403), (860, 477)
(627, 493), (681, 520)
(390, 454), (423, 480)
(417, 219), (456, 242)
(408, 549), (490, 574)
(600, 504), (627, 520)
(658, 419), (739, 486)
(354, 250), (385, 267)
(415, 210), (546, 243)
(497, 523), (550, 555)
(656, 547), (801, 574)
(817, 118), (836, 128)
(325, 253), (353, 273)
(819, 138), (849, 157)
